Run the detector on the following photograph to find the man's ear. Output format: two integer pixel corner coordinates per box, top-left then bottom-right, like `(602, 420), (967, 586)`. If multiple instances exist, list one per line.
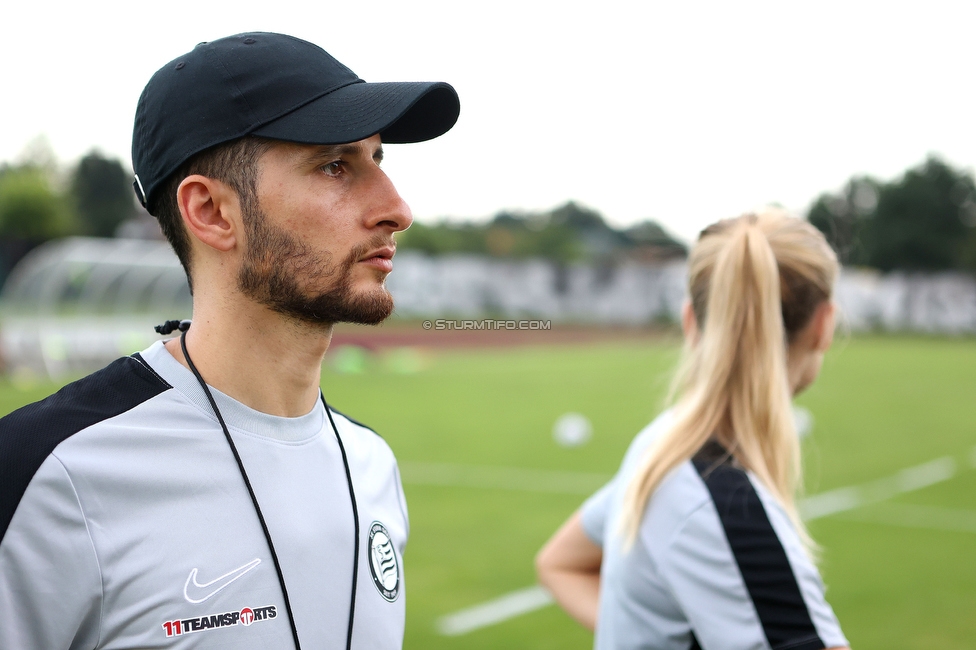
(176, 175), (241, 252)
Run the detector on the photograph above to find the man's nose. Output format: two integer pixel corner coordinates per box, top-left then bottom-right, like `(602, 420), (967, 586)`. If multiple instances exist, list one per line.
(366, 168), (413, 233)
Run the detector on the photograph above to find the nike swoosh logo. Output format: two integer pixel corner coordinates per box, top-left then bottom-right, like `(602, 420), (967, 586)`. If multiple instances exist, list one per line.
(183, 558), (262, 604)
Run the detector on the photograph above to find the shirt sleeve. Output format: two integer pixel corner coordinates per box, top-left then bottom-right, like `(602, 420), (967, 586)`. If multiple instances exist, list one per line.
(580, 410), (678, 549)
(579, 479), (616, 547)
(0, 455), (102, 650)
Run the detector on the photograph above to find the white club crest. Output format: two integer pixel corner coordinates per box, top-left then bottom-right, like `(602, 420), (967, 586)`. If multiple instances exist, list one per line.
(368, 522), (400, 601)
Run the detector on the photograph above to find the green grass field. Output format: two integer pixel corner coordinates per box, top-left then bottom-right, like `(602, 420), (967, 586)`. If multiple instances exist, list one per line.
(3, 334), (974, 648)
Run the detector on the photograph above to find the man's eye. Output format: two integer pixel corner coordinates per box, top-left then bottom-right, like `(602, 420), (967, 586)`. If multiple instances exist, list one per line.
(322, 161), (343, 176)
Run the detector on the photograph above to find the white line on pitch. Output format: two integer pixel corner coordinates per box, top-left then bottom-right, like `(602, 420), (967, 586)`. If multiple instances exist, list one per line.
(436, 454), (962, 637)
(400, 456), (957, 505)
(799, 456), (956, 520)
(399, 462), (610, 495)
(436, 585), (554, 636)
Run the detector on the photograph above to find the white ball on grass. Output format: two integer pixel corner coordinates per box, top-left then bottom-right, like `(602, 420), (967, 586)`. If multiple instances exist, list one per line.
(553, 413), (593, 447)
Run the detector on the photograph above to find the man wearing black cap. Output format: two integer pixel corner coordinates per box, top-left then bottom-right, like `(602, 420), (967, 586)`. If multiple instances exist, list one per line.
(0, 33), (459, 649)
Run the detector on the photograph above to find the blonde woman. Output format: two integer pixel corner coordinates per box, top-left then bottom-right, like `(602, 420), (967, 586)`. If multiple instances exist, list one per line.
(536, 211), (850, 650)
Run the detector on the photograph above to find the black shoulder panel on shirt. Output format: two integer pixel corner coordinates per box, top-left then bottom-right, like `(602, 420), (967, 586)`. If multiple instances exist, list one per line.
(692, 443), (825, 650)
(0, 355), (171, 543)
(327, 405), (381, 438)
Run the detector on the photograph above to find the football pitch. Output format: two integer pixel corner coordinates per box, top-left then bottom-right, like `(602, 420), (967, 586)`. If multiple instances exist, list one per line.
(320, 333), (976, 650)
(2, 333), (973, 648)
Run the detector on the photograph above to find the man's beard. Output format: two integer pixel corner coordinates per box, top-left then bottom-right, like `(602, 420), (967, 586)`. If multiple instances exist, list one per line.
(237, 207), (394, 326)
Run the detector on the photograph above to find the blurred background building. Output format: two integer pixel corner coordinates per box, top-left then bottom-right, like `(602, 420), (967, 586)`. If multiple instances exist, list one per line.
(1, 148), (974, 378)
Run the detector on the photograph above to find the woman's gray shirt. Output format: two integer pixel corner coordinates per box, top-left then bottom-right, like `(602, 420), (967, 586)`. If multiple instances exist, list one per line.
(581, 411), (847, 650)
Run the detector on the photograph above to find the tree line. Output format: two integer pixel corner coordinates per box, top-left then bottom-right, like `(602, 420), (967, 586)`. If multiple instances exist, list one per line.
(396, 201), (688, 264)
(1, 142), (974, 281)
(400, 157), (976, 274)
(0, 142), (138, 283)
(808, 156), (976, 273)
(0, 144), (136, 240)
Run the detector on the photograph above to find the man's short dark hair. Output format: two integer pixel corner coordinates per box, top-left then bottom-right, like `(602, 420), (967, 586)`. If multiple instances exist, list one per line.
(149, 136), (274, 291)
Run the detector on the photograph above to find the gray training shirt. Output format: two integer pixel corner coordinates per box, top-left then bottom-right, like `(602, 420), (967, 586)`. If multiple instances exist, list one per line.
(581, 411), (848, 650)
(0, 341), (408, 649)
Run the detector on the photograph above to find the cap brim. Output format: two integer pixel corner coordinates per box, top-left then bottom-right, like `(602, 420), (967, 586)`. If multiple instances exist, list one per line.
(251, 80), (459, 145)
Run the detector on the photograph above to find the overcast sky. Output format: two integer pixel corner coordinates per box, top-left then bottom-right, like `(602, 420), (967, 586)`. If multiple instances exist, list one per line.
(3, 1), (974, 242)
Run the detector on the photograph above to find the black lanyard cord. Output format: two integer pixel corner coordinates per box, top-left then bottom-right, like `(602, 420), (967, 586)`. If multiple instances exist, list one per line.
(324, 403), (360, 650)
(169, 321), (360, 650)
(179, 328), (310, 649)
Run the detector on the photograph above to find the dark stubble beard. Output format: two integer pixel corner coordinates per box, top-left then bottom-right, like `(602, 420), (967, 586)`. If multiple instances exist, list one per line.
(237, 206), (395, 326)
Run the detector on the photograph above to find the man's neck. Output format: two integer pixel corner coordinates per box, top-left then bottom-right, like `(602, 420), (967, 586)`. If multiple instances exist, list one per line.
(164, 298), (333, 418)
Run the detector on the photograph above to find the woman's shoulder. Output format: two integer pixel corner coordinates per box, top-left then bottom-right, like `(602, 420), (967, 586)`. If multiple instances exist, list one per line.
(639, 457), (714, 538)
(580, 410), (688, 546)
(618, 409), (677, 473)
(639, 439), (763, 545)
(646, 440), (795, 555)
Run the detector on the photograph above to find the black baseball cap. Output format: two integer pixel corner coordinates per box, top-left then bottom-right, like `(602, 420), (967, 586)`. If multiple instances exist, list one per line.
(132, 32), (460, 211)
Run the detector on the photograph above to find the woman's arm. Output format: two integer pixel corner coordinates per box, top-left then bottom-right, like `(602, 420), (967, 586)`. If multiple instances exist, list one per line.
(535, 510), (603, 631)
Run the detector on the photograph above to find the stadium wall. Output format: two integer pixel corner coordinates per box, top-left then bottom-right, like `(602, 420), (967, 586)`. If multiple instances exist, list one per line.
(1, 243), (975, 378)
(387, 252), (976, 334)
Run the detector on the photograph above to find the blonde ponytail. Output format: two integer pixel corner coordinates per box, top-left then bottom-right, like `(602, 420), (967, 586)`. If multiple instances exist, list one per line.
(619, 210), (837, 555)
